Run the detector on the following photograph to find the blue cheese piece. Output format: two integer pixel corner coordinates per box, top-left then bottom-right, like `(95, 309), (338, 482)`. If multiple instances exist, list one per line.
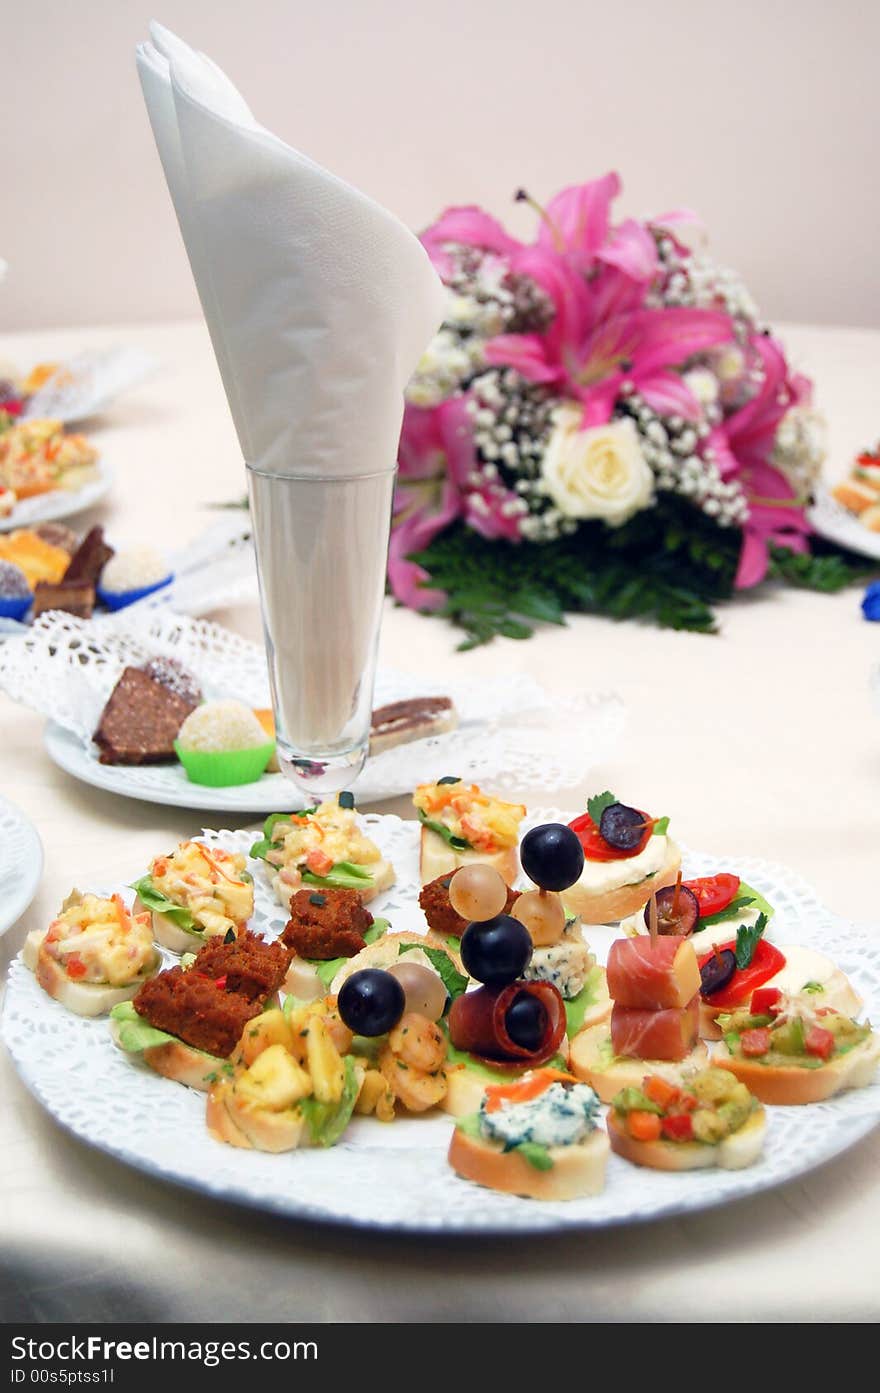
(522, 921), (593, 999)
(479, 1082), (600, 1148)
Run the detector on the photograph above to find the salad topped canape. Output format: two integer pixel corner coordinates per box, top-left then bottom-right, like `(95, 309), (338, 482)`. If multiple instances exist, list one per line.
(251, 794), (395, 907)
(132, 840), (254, 952)
(413, 777), (525, 885)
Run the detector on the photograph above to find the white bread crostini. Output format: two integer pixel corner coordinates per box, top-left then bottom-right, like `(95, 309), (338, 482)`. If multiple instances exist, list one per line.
(23, 928), (159, 1018)
(419, 829), (519, 888)
(108, 1015), (224, 1091)
(562, 840), (682, 924)
(713, 1032), (880, 1105)
(607, 1105), (766, 1171)
(569, 1020), (708, 1104)
(133, 901), (213, 955)
(448, 1124), (609, 1200)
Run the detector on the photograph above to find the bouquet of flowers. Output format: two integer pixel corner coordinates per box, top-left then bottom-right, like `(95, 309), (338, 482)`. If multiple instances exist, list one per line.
(391, 174), (868, 646)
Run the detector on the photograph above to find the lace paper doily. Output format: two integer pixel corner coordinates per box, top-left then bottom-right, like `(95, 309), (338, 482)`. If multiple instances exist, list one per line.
(0, 610), (626, 808)
(3, 809), (879, 1234)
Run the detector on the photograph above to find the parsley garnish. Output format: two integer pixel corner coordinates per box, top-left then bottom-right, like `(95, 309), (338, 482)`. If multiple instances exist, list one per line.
(735, 912), (769, 969)
(587, 791), (616, 823)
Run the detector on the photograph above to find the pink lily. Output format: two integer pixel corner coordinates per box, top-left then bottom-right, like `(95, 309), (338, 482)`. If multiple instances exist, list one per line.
(709, 334), (813, 587)
(484, 253), (733, 426)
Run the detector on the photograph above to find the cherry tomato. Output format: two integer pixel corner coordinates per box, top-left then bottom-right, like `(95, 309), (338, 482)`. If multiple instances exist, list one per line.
(699, 940), (786, 1008)
(805, 1025), (835, 1060)
(568, 813), (652, 862)
(661, 1113), (693, 1141)
(682, 873), (740, 918)
(740, 1027), (771, 1057)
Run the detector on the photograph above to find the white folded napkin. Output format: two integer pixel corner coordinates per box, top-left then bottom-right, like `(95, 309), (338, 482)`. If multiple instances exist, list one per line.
(136, 22), (444, 479)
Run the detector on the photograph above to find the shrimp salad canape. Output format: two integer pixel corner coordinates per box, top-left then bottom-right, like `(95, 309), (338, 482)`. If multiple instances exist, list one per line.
(208, 999), (365, 1152)
(132, 841), (254, 953)
(110, 930), (291, 1090)
(250, 794), (395, 909)
(412, 777), (525, 885)
(23, 891), (160, 1016)
(563, 791), (680, 924)
(607, 1068), (766, 1171)
(449, 1069), (609, 1200)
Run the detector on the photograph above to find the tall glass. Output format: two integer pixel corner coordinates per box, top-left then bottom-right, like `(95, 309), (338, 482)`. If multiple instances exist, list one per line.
(246, 465), (395, 798)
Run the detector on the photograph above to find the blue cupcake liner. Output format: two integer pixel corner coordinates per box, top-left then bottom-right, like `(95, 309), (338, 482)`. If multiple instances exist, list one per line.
(97, 573), (174, 612)
(0, 594), (32, 622)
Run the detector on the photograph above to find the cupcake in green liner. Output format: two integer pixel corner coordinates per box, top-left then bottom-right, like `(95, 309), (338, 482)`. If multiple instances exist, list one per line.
(175, 700), (276, 786)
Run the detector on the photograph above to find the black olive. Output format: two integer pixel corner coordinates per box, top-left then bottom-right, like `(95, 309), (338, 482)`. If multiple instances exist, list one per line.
(505, 991), (548, 1051)
(520, 823), (585, 891)
(700, 949), (737, 997)
(337, 969), (405, 1036)
(460, 915), (532, 986)
(644, 884), (700, 936)
(599, 802), (649, 851)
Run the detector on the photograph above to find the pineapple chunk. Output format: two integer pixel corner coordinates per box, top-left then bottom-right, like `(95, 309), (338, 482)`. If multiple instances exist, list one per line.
(306, 1017), (345, 1103)
(235, 1008), (294, 1066)
(355, 1067), (395, 1121)
(235, 1044), (312, 1110)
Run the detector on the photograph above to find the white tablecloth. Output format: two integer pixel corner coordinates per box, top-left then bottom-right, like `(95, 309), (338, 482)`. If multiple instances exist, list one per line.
(1, 320), (878, 1321)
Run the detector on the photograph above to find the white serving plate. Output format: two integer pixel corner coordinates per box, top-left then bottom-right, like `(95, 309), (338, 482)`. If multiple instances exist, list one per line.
(3, 808), (878, 1234)
(808, 484), (880, 561)
(0, 459), (113, 532)
(0, 795), (43, 938)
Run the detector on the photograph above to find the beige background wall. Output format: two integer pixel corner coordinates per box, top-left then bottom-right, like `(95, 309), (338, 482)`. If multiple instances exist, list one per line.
(3, 0), (879, 331)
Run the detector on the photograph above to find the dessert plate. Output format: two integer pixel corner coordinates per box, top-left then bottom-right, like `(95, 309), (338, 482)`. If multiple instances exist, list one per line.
(3, 809), (879, 1234)
(807, 485), (880, 562)
(0, 796), (43, 939)
(42, 682), (624, 812)
(0, 459), (114, 533)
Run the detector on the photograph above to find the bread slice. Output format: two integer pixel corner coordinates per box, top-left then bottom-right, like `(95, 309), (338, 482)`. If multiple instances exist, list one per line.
(713, 1032), (880, 1105)
(108, 1017), (224, 1091)
(448, 1123), (609, 1200)
(569, 1020), (708, 1103)
(206, 1079), (308, 1152)
(419, 826), (519, 887)
(607, 1106), (766, 1171)
(23, 929), (160, 1017)
(562, 840), (682, 924)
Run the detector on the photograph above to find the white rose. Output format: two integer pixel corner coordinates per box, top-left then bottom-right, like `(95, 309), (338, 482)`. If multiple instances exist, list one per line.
(682, 367), (719, 408)
(541, 408), (655, 527)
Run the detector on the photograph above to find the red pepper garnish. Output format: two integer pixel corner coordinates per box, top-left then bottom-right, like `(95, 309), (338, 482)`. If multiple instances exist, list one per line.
(66, 955), (87, 980)
(750, 986), (783, 1017)
(699, 939), (786, 1009)
(214, 974), (228, 990)
(661, 1113), (694, 1141)
(805, 1025), (835, 1060)
(740, 1027), (772, 1057)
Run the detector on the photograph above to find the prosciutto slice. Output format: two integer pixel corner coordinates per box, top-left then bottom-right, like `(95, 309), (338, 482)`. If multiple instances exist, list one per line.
(448, 981), (567, 1066)
(611, 994), (700, 1061)
(607, 936), (700, 1010)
